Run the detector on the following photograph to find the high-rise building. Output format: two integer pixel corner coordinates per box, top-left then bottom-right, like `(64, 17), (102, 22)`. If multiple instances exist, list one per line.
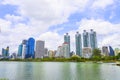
(90, 29), (97, 49)
(35, 40), (45, 58)
(44, 48), (48, 57)
(102, 46), (109, 56)
(62, 42), (70, 58)
(2, 46), (9, 58)
(75, 32), (82, 56)
(83, 30), (89, 47)
(22, 44), (27, 59)
(82, 47), (92, 58)
(102, 46), (115, 56)
(109, 46), (115, 56)
(17, 44), (23, 57)
(64, 33), (70, 54)
(6, 46), (9, 57)
(27, 37), (35, 58)
(21, 40), (28, 59)
(2, 48), (5, 57)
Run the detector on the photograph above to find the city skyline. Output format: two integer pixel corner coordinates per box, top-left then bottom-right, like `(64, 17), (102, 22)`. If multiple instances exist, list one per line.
(0, 0), (120, 53)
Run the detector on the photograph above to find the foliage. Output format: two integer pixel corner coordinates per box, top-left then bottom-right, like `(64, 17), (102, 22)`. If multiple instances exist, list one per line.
(92, 48), (101, 57)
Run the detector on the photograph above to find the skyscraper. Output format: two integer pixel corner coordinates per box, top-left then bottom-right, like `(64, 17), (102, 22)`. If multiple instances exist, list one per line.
(83, 30), (89, 47)
(2, 46), (9, 58)
(75, 32), (82, 56)
(102, 46), (109, 56)
(64, 33), (70, 54)
(35, 40), (45, 58)
(109, 46), (115, 56)
(22, 40), (28, 59)
(18, 44), (23, 57)
(90, 29), (97, 49)
(44, 48), (48, 57)
(6, 46), (9, 57)
(2, 48), (5, 57)
(27, 37), (35, 58)
(62, 42), (70, 58)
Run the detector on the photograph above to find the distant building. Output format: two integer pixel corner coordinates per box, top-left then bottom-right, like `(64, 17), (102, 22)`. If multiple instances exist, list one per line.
(57, 46), (63, 57)
(90, 29), (97, 49)
(44, 48), (48, 57)
(22, 44), (27, 59)
(2, 46), (9, 58)
(27, 37), (35, 58)
(35, 40), (45, 58)
(102, 46), (109, 56)
(83, 30), (89, 47)
(17, 44), (23, 57)
(62, 42), (70, 58)
(102, 46), (115, 56)
(114, 48), (120, 56)
(21, 40), (28, 59)
(70, 51), (75, 57)
(75, 32), (82, 56)
(64, 33), (70, 54)
(48, 50), (56, 58)
(82, 47), (92, 58)
(109, 46), (115, 56)
(11, 53), (17, 59)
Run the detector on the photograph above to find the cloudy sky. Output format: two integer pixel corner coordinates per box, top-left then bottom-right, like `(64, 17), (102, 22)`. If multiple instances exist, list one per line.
(0, 0), (120, 54)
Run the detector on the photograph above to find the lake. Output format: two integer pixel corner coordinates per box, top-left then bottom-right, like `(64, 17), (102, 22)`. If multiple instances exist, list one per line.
(0, 62), (120, 80)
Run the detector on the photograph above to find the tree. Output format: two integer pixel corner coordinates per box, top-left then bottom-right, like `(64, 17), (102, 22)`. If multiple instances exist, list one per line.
(92, 48), (101, 57)
(116, 52), (120, 59)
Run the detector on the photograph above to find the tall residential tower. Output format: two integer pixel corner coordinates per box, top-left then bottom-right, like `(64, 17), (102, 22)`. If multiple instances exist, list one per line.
(75, 32), (82, 56)
(90, 29), (97, 49)
(64, 33), (70, 54)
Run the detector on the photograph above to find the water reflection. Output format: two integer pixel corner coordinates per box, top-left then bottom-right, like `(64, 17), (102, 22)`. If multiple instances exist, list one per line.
(0, 62), (120, 80)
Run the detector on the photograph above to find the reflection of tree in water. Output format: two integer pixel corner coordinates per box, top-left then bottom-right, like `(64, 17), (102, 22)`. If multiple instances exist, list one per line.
(75, 63), (102, 80)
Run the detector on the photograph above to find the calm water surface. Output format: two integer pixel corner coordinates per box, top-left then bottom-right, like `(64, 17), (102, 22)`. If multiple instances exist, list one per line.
(0, 62), (120, 80)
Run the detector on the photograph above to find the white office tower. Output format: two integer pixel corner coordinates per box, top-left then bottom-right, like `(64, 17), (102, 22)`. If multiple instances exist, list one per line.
(62, 42), (70, 58)
(22, 44), (27, 59)
(35, 40), (45, 58)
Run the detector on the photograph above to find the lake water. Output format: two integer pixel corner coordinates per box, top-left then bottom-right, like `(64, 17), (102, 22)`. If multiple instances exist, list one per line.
(0, 62), (120, 80)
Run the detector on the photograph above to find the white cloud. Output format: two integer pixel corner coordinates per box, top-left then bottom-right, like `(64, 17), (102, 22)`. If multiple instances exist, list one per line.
(77, 18), (120, 48)
(91, 0), (114, 9)
(2, 0), (89, 25)
(38, 31), (63, 50)
(0, 0), (119, 55)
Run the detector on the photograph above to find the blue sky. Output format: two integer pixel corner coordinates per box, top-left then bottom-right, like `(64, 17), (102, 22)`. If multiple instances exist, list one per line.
(0, 0), (120, 53)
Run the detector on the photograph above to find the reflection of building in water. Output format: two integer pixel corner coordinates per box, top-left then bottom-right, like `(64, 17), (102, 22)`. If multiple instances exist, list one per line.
(82, 47), (92, 58)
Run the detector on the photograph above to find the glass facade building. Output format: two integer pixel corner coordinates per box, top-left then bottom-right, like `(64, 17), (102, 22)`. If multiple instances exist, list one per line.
(2, 46), (9, 58)
(109, 46), (115, 56)
(27, 37), (35, 58)
(83, 30), (89, 47)
(90, 29), (97, 49)
(75, 32), (82, 56)
(18, 44), (23, 57)
(64, 33), (70, 54)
